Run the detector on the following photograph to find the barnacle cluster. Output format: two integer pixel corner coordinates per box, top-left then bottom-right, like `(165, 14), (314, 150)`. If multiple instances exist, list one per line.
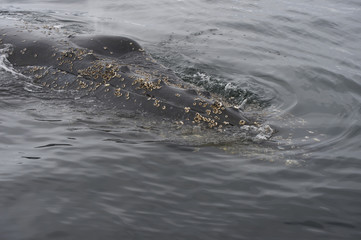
(133, 77), (162, 91)
(77, 61), (120, 82)
(211, 101), (225, 114)
(183, 98), (235, 128)
(27, 66), (50, 80)
(20, 48), (27, 54)
(193, 112), (218, 128)
(114, 88), (123, 97)
(57, 48), (93, 71)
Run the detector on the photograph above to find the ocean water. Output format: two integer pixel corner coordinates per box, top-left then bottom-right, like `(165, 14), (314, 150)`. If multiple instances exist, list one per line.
(1, 0), (361, 239)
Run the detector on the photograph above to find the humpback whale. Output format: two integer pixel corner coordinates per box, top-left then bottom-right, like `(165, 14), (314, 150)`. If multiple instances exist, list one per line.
(0, 20), (253, 130)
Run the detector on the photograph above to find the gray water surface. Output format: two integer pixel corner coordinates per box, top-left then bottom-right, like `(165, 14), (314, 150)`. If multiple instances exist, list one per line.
(1, 0), (361, 239)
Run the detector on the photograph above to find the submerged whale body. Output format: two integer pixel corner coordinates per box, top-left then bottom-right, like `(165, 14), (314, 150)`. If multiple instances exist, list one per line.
(0, 20), (252, 129)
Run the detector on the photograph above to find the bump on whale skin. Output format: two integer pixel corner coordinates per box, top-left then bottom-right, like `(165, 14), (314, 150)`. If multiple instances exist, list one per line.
(0, 20), (253, 129)
(70, 35), (143, 58)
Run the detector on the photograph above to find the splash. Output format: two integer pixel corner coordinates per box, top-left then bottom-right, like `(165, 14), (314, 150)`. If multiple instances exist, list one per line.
(239, 124), (274, 142)
(178, 70), (261, 107)
(0, 44), (28, 78)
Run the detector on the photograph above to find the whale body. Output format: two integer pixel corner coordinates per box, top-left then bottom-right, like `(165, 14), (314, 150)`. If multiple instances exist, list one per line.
(0, 20), (252, 129)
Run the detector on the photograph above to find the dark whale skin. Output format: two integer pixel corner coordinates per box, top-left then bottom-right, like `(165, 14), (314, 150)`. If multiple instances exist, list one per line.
(0, 21), (251, 129)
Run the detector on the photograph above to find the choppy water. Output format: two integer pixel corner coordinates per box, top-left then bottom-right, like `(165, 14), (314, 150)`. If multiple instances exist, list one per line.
(1, 0), (361, 239)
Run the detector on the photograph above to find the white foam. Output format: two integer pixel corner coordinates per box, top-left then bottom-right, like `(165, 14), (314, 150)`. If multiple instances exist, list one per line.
(23, 82), (43, 93)
(193, 72), (211, 82)
(240, 124), (274, 142)
(225, 82), (236, 91)
(0, 44), (28, 78)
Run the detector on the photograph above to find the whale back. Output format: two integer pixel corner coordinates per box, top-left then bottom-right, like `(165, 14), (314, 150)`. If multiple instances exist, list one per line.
(1, 21), (253, 129)
(0, 27), (62, 67)
(70, 35), (143, 58)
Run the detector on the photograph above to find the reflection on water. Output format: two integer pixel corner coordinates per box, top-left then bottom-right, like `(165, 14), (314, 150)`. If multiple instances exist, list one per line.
(1, 0), (361, 239)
